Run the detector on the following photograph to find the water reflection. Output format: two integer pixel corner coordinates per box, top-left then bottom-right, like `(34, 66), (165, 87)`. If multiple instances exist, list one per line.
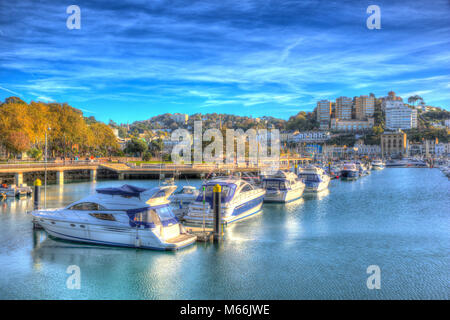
(303, 189), (330, 201)
(0, 171), (449, 299)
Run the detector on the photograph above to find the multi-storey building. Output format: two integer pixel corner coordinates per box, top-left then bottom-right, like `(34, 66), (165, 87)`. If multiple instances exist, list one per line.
(444, 119), (450, 128)
(290, 131), (331, 143)
(354, 95), (375, 120)
(354, 142), (381, 156)
(330, 118), (374, 132)
(381, 130), (407, 156)
(385, 101), (417, 130)
(316, 100), (332, 130)
(335, 96), (353, 120)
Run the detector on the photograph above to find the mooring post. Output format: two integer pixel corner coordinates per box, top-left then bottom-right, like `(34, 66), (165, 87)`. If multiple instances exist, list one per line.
(32, 179), (42, 229)
(213, 184), (223, 242)
(294, 163), (298, 175)
(33, 179), (41, 210)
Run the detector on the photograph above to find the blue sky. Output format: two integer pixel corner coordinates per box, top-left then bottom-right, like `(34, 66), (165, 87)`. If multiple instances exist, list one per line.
(0, 0), (449, 123)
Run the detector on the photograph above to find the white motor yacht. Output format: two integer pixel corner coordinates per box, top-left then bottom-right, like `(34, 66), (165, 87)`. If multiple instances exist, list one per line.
(0, 183), (32, 197)
(339, 163), (359, 180)
(184, 177), (266, 225)
(371, 159), (385, 170)
(31, 184), (197, 250)
(262, 170), (305, 203)
(169, 186), (199, 219)
(297, 166), (331, 192)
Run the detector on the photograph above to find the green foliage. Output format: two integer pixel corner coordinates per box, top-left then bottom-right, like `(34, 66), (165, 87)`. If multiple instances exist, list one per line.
(407, 95), (423, 106)
(118, 127), (128, 138)
(124, 138), (148, 156)
(28, 148), (43, 160)
(142, 151), (152, 161)
(420, 109), (450, 122)
(286, 111), (318, 131)
(405, 128), (449, 143)
(326, 134), (357, 147)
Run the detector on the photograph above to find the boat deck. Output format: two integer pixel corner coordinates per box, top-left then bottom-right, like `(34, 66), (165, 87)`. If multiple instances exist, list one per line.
(165, 233), (197, 244)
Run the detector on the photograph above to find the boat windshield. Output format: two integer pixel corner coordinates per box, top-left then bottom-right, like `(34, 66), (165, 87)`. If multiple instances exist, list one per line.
(263, 179), (288, 190)
(133, 206), (177, 227)
(175, 187), (196, 195)
(155, 206), (176, 222)
(196, 183), (236, 203)
(298, 173), (320, 182)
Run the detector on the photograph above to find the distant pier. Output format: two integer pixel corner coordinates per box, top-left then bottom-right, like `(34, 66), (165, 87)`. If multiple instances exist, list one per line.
(0, 157), (311, 185)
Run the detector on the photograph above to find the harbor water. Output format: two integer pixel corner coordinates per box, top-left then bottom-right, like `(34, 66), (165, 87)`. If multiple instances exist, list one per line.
(0, 168), (448, 299)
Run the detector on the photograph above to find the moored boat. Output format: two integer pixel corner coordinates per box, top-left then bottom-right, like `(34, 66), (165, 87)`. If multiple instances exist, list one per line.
(0, 184), (32, 197)
(169, 186), (199, 219)
(340, 163), (359, 180)
(184, 177), (266, 225)
(297, 166), (330, 192)
(371, 159), (385, 170)
(31, 184), (197, 250)
(262, 170), (305, 203)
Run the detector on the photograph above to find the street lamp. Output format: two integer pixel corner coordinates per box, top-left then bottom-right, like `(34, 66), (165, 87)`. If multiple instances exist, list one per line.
(44, 127), (51, 208)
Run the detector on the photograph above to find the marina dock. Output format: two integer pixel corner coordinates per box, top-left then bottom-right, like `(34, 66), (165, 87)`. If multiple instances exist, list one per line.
(0, 157), (311, 185)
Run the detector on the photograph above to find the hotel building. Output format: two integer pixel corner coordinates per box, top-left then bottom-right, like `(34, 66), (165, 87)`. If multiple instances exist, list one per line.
(385, 101), (418, 130)
(316, 100), (332, 130)
(354, 95), (375, 120)
(335, 96), (353, 120)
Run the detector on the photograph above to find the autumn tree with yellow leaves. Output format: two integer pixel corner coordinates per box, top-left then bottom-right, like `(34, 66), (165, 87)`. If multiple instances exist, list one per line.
(0, 97), (119, 158)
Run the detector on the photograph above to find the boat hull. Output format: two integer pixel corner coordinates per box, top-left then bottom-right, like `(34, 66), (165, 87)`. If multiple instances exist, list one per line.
(184, 195), (264, 225)
(35, 218), (196, 251)
(304, 180), (329, 193)
(263, 186), (305, 203)
(340, 170), (359, 180)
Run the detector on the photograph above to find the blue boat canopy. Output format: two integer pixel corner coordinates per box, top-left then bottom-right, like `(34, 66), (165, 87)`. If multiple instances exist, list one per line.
(96, 184), (148, 197)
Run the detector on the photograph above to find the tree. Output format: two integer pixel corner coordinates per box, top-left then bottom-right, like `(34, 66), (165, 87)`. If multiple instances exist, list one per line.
(3, 131), (30, 155)
(407, 95), (423, 106)
(28, 148), (43, 160)
(0, 97), (121, 158)
(142, 151), (152, 161)
(124, 138), (148, 156)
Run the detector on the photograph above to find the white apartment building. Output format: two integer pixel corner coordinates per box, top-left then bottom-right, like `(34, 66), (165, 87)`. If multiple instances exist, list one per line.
(335, 96), (352, 120)
(445, 119), (450, 128)
(354, 95), (375, 119)
(385, 101), (418, 130)
(316, 100), (332, 130)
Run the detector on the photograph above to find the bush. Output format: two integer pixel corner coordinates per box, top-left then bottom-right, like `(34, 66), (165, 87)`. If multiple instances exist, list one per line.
(142, 151), (152, 161)
(28, 147), (43, 161)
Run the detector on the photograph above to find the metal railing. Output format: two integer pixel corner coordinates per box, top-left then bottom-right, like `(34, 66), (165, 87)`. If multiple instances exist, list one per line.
(0, 160), (100, 169)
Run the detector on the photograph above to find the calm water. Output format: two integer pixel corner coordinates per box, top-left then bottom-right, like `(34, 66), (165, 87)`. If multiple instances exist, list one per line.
(0, 169), (448, 299)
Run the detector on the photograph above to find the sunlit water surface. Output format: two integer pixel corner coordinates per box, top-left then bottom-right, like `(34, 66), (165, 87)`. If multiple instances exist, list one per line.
(0, 168), (448, 299)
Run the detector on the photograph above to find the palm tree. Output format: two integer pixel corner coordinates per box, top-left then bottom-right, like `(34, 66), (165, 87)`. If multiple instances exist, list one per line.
(407, 95), (423, 106)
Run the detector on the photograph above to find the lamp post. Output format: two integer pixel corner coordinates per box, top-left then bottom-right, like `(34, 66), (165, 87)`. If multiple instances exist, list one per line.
(44, 127), (51, 208)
